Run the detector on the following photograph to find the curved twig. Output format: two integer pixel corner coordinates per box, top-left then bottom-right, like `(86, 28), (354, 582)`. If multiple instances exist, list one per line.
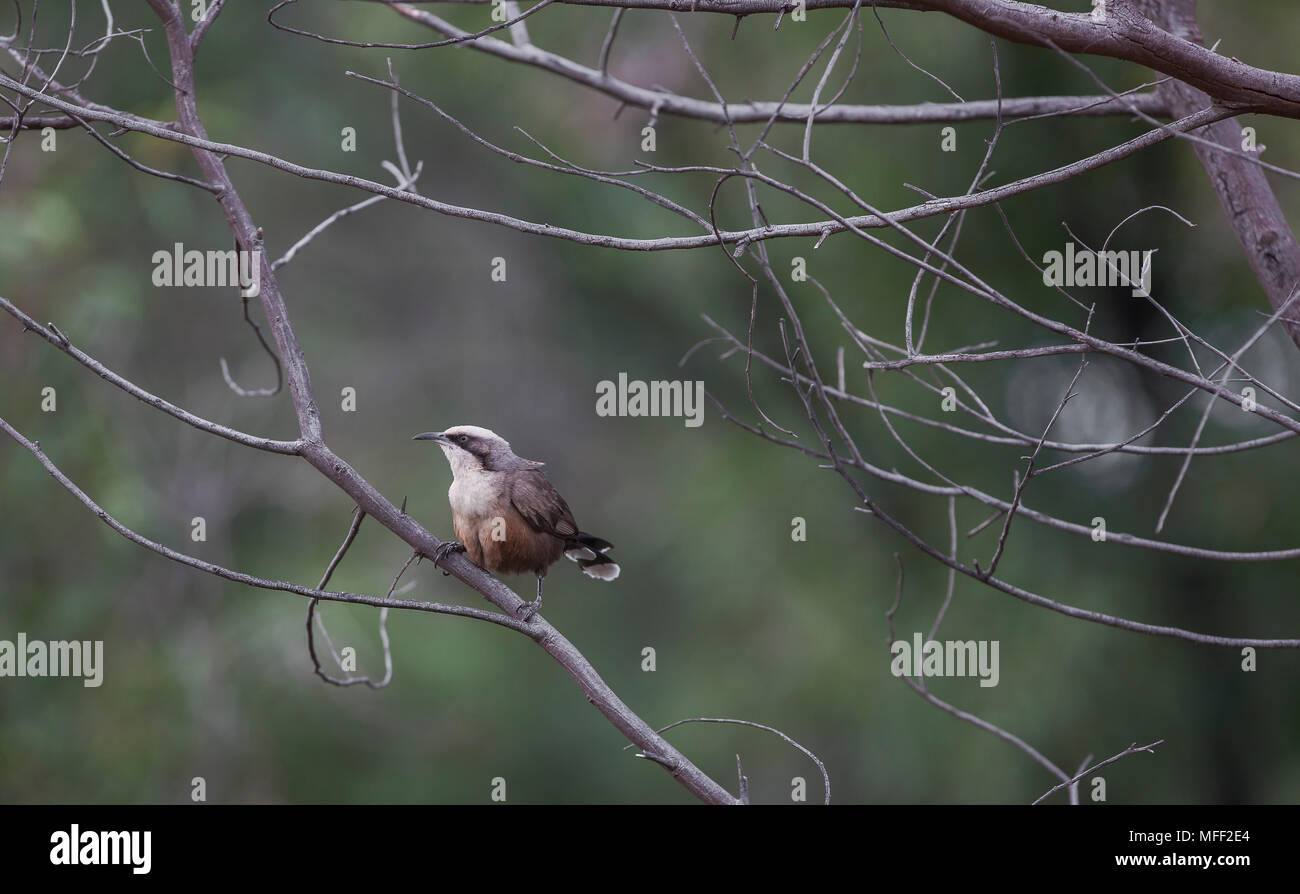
(630, 717), (831, 805)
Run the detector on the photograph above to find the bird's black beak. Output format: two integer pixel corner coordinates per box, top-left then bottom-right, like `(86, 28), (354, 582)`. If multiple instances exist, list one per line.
(412, 431), (451, 445)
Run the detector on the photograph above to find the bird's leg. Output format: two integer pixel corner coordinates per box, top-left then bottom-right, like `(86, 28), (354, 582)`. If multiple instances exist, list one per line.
(431, 540), (466, 575)
(517, 576), (544, 622)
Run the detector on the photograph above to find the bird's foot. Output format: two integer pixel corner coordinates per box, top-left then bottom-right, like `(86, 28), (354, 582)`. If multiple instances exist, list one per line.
(515, 598), (542, 623)
(432, 540), (465, 574)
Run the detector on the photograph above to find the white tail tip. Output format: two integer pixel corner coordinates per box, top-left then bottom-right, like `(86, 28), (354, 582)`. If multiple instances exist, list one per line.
(582, 562), (620, 581)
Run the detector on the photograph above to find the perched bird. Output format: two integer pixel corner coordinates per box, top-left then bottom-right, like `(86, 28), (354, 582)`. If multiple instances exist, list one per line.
(412, 425), (619, 620)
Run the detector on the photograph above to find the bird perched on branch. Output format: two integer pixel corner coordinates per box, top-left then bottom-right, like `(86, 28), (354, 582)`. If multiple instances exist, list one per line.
(413, 425), (619, 620)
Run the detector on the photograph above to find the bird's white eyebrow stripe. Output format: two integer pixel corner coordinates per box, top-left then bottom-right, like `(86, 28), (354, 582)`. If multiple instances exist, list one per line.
(442, 424), (506, 444)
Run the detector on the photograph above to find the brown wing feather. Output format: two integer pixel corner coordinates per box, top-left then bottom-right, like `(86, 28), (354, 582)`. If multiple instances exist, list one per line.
(510, 471), (579, 540)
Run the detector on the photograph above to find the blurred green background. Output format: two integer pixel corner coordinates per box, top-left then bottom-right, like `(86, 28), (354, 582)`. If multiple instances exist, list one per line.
(2, 1), (1299, 804)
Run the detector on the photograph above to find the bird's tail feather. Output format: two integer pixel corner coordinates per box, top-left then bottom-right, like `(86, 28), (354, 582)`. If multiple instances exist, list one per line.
(564, 532), (620, 581)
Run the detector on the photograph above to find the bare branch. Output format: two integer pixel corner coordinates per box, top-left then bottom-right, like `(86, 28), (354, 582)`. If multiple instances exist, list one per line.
(1032, 741), (1164, 805)
(387, 2), (1168, 124)
(636, 717), (831, 805)
(130, 0), (741, 804)
(0, 416), (530, 634)
(190, 0), (228, 56)
(0, 72), (1225, 255)
(0, 296), (301, 455)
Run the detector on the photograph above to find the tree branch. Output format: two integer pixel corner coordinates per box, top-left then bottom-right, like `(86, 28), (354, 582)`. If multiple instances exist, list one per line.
(137, 0), (741, 805)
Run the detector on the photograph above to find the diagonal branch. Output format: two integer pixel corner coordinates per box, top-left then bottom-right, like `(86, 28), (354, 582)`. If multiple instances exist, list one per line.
(1134, 0), (1300, 350)
(0, 71), (1227, 254)
(1032, 740), (1164, 805)
(0, 416), (530, 635)
(388, 2), (1168, 124)
(0, 296), (301, 455)
(139, 0), (740, 805)
(396, 0), (1300, 119)
(631, 717), (831, 805)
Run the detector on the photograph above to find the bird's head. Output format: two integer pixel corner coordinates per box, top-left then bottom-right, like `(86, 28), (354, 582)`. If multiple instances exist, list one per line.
(412, 425), (533, 475)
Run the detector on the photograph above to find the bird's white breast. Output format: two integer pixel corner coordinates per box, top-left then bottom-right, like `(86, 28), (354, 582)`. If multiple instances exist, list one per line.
(446, 465), (504, 520)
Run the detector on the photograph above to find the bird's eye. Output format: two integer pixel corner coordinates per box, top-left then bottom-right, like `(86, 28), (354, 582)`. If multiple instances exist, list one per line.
(457, 435), (468, 443)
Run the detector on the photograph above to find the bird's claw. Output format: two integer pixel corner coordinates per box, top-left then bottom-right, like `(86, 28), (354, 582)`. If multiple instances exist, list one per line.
(516, 600), (541, 623)
(432, 540), (465, 574)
